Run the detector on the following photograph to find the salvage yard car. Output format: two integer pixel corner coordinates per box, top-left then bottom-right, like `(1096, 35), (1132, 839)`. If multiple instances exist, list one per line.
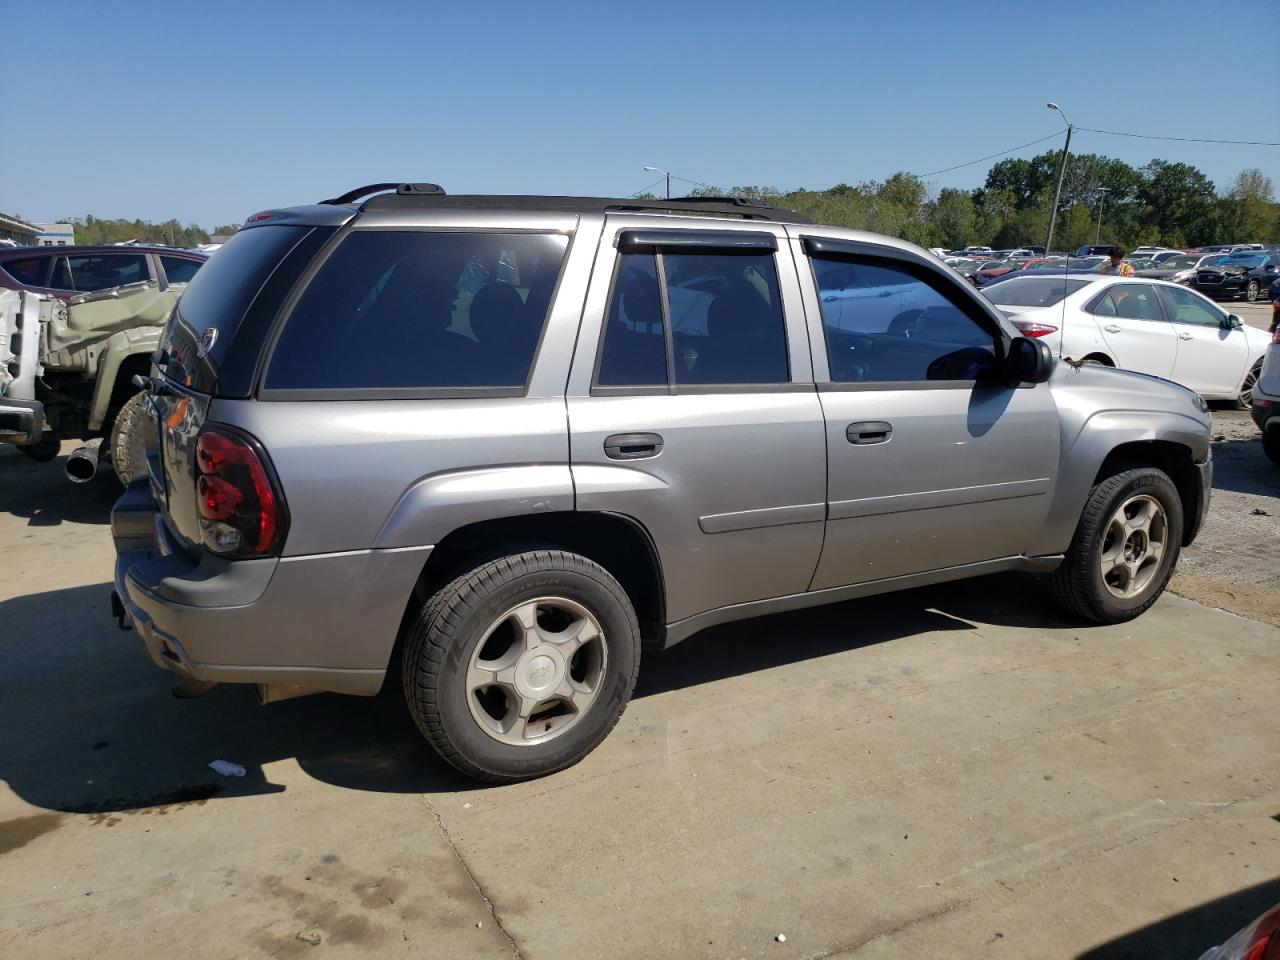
(1193, 250), (1280, 302)
(112, 184), (1213, 783)
(984, 274), (1267, 408)
(0, 245), (205, 480)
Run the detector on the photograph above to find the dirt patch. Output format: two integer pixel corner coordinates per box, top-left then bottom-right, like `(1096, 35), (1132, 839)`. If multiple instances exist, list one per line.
(1170, 409), (1280, 627)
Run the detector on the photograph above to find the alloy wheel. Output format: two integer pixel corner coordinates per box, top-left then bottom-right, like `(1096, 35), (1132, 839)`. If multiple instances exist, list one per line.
(1099, 494), (1167, 599)
(465, 597), (608, 746)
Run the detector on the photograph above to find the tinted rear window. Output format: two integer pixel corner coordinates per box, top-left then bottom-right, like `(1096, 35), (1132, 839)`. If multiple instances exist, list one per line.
(160, 225), (308, 391)
(2, 255), (50, 286)
(264, 231), (569, 392)
(984, 276), (1091, 307)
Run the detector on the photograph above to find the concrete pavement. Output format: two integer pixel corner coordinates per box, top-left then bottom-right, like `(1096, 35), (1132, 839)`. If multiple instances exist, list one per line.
(1, 437), (1277, 959)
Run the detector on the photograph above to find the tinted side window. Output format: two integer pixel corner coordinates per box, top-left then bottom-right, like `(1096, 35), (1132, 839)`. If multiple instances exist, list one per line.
(266, 231), (569, 391)
(812, 255), (996, 383)
(1, 255), (51, 286)
(66, 253), (148, 292)
(664, 251), (788, 385)
(598, 253), (667, 386)
(161, 256), (202, 285)
(595, 249), (789, 387)
(1108, 284), (1164, 321)
(1161, 285), (1224, 327)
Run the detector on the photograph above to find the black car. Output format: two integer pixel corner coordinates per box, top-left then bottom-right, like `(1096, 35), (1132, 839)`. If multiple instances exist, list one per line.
(1193, 251), (1280, 302)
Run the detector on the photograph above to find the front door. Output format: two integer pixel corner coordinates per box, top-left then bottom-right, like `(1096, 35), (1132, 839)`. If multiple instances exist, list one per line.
(566, 217), (827, 624)
(796, 238), (1060, 590)
(1157, 284), (1250, 399)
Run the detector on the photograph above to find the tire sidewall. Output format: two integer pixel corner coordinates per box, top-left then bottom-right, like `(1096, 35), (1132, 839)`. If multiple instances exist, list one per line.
(429, 561), (638, 779)
(1084, 471), (1183, 620)
(111, 392), (148, 486)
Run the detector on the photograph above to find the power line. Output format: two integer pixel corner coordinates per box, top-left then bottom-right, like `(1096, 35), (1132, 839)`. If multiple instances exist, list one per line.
(917, 129), (1067, 178)
(1076, 125), (1280, 148)
(631, 176), (669, 198)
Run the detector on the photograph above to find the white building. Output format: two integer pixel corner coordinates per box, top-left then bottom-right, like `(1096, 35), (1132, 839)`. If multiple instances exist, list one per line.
(37, 223), (76, 246)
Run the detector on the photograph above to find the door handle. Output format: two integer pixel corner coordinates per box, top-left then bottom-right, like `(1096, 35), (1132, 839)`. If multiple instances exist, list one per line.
(846, 421), (892, 445)
(1103, 324), (1122, 333)
(1178, 332), (1194, 341)
(604, 432), (663, 460)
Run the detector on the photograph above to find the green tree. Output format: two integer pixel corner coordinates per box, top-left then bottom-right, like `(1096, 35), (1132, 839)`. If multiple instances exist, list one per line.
(1137, 160), (1217, 246)
(932, 188), (977, 249)
(1220, 169), (1278, 242)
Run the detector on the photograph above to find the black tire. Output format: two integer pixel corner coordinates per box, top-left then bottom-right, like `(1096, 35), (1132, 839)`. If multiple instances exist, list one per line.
(1234, 362), (1262, 411)
(1263, 429), (1280, 467)
(18, 438), (60, 462)
(1245, 279), (1260, 303)
(402, 549), (640, 783)
(110, 392), (148, 485)
(1049, 467), (1184, 624)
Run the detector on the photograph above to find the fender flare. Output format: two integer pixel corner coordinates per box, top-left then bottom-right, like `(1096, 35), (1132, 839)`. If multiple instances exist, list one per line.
(88, 327), (161, 431)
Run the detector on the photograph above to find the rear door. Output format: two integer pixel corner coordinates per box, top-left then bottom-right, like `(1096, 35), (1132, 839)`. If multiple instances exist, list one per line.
(796, 235), (1059, 590)
(566, 216), (826, 625)
(1157, 284), (1250, 398)
(1091, 282), (1177, 376)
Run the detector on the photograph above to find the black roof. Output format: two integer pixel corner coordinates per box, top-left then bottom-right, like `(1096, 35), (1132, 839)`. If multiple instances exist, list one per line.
(319, 182), (813, 224)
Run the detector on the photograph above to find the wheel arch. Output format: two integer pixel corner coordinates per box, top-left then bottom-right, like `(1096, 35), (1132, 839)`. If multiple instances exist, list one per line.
(402, 511), (667, 650)
(1092, 440), (1201, 545)
(88, 329), (160, 431)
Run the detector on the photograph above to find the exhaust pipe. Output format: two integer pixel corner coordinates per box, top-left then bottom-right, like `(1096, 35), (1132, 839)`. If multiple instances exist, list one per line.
(66, 438), (103, 483)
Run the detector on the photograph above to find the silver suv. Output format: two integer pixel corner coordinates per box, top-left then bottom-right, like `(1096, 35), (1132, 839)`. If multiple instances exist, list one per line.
(112, 184), (1213, 782)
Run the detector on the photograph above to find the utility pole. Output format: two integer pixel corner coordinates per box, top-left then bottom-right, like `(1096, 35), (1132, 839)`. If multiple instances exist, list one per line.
(1044, 103), (1073, 254)
(1095, 187), (1110, 244)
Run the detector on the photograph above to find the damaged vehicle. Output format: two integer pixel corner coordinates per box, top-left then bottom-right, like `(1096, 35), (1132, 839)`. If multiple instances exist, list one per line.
(0, 268), (201, 483)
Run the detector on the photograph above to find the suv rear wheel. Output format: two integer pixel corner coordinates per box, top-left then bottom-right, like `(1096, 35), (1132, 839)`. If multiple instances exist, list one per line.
(402, 549), (640, 782)
(1049, 467), (1184, 623)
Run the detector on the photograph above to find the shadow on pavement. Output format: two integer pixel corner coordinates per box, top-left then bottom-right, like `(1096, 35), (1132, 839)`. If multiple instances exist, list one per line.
(1209, 437), (1280, 498)
(0, 572), (1079, 814)
(1077, 875), (1280, 959)
(0, 448), (116, 526)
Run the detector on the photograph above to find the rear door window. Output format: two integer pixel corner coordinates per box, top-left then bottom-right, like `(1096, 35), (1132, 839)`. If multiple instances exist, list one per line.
(1094, 283), (1164, 321)
(160, 255), (202, 285)
(265, 231), (570, 392)
(1, 254), (51, 287)
(65, 253), (149, 292)
(595, 248), (789, 387)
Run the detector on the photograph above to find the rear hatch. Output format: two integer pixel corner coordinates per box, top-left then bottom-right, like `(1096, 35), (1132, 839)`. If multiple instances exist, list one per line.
(150, 221), (339, 550)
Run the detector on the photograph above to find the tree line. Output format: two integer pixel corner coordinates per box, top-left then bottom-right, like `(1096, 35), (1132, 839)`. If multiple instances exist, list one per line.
(60, 215), (241, 247)
(655, 152), (1278, 252)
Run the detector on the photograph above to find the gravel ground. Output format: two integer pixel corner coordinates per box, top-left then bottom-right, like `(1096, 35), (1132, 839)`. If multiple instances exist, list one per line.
(1169, 404), (1280, 626)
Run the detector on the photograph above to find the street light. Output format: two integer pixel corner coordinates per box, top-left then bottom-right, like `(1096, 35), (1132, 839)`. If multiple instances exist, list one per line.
(643, 165), (671, 200)
(1044, 102), (1074, 255)
(1094, 186), (1110, 244)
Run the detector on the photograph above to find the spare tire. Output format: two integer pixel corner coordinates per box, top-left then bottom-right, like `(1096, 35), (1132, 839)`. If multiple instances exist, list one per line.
(110, 392), (149, 485)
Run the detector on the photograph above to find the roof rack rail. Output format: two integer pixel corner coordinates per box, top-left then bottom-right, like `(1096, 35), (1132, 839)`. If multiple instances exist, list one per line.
(320, 182), (446, 205)
(357, 193), (812, 224)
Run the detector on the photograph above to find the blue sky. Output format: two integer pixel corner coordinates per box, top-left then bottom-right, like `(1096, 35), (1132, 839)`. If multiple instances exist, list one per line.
(4, 0), (1276, 227)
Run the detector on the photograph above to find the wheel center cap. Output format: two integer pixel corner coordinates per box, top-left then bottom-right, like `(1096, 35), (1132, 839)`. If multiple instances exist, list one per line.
(1125, 530), (1147, 561)
(515, 648), (563, 698)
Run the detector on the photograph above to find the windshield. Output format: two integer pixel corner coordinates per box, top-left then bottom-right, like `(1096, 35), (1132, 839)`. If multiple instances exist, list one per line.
(1162, 255), (1200, 269)
(1222, 254), (1266, 268)
(983, 276), (1092, 307)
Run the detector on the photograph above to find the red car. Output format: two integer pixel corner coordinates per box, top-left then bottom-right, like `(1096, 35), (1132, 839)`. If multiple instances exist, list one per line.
(0, 244), (205, 299)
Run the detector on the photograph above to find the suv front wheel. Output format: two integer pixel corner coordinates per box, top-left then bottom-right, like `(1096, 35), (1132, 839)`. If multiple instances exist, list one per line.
(1049, 467), (1184, 623)
(402, 549), (641, 782)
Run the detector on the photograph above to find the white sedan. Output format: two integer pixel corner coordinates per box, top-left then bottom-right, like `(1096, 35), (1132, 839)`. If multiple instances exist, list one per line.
(984, 274), (1268, 407)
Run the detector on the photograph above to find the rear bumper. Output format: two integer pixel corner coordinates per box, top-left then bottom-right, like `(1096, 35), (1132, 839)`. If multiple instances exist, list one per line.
(0, 397), (44, 445)
(111, 480), (431, 696)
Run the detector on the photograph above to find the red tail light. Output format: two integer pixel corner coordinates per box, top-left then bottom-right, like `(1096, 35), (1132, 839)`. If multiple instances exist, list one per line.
(1011, 319), (1059, 338)
(194, 427), (286, 557)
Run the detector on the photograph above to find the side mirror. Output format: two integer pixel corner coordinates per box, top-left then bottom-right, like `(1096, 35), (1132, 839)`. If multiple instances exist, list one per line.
(1223, 314), (1244, 330)
(1005, 336), (1054, 383)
